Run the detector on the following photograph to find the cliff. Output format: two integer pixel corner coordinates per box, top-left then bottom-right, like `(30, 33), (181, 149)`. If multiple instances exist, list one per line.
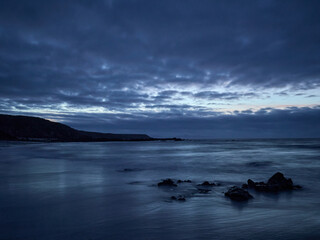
(0, 114), (153, 142)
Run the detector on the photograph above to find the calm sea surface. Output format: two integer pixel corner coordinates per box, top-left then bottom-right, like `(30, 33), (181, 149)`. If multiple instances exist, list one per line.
(0, 139), (320, 240)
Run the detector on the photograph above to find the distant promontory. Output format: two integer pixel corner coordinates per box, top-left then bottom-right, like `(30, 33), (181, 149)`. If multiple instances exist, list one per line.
(0, 114), (181, 142)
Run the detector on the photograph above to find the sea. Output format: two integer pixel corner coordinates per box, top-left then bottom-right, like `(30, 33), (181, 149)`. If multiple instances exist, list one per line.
(0, 139), (319, 240)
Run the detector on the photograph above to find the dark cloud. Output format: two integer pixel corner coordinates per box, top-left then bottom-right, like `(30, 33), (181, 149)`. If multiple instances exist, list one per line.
(0, 0), (319, 138)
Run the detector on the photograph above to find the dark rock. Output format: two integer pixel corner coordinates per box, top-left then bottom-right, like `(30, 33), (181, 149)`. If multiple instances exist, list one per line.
(248, 179), (255, 187)
(177, 179), (192, 183)
(171, 195), (186, 201)
(121, 168), (135, 172)
(158, 178), (177, 187)
(198, 189), (211, 194)
(267, 172), (293, 190)
(225, 186), (253, 201)
(242, 183), (248, 189)
(198, 181), (216, 186)
(177, 196), (186, 201)
(267, 172), (285, 184)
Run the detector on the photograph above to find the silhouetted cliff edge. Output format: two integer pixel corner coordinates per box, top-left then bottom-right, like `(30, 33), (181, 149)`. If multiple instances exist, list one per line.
(0, 114), (181, 142)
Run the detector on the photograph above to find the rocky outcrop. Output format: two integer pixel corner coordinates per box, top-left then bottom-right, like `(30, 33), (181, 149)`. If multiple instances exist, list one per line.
(198, 181), (216, 186)
(225, 186), (253, 201)
(171, 195), (186, 201)
(158, 179), (177, 187)
(244, 172), (302, 192)
(197, 189), (211, 194)
(177, 179), (192, 183)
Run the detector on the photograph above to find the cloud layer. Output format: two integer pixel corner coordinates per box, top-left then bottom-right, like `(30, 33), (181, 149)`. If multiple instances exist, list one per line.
(0, 0), (319, 138)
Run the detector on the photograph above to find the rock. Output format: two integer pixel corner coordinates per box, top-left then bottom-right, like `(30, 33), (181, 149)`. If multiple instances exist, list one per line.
(120, 168), (135, 172)
(177, 179), (192, 183)
(171, 195), (186, 201)
(198, 189), (211, 194)
(158, 178), (177, 187)
(267, 172), (293, 190)
(177, 196), (186, 201)
(198, 181), (216, 186)
(247, 179), (255, 187)
(225, 186), (253, 201)
(246, 172), (301, 192)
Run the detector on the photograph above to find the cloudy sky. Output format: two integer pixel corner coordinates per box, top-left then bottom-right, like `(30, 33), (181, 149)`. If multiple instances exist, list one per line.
(0, 0), (319, 138)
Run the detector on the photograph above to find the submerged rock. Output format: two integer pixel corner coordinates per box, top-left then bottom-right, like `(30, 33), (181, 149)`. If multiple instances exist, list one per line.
(225, 186), (253, 201)
(171, 195), (186, 201)
(198, 181), (216, 186)
(247, 172), (301, 192)
(158, 178), (177, 187)
(119, 168), (135, 172)
(197, 189), (211, 194)
(177, 196), (186, 201)
(177, 179), (192, 183)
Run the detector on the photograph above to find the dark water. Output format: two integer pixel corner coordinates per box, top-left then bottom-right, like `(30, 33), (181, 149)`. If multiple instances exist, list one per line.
(0, 139), (320, 240)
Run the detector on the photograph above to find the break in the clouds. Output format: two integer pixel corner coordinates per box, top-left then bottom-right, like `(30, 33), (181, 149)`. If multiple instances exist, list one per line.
(0, 0), (320, 138)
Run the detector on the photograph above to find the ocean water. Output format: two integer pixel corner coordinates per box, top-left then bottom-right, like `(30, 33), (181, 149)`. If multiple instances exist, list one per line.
(0, 139), (319, 240)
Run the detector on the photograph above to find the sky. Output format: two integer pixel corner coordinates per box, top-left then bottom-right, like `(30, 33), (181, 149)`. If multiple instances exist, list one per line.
(0, 0), (319, 138)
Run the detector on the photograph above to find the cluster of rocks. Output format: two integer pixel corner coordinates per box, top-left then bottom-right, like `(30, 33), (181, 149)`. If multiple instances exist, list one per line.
(224, 172), (302, 201)
(196, 181), (216, 194)
(157, 178), (194, 187)
(243, 172), (302, 192)
(157, 178), (178, 187)
(197, 181), (216, 186)
(177, 179), (192, 183)
(157, 178), (218, 201)
(157, 172), (302, 203)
